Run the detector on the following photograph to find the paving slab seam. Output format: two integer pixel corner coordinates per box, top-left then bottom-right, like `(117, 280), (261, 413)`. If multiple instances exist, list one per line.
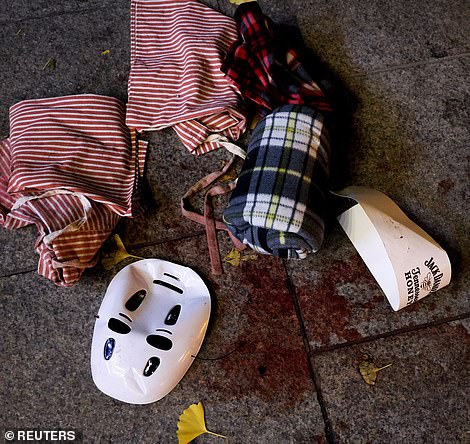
(0, 267), (37, 280)
(283, 260), (338, 444)
(0, 3), (122, 26)
(309, 312), (470, 356)
(129, 230), (207, 252)
(346, 51), (470, 78)
(0, 231), (207, 280)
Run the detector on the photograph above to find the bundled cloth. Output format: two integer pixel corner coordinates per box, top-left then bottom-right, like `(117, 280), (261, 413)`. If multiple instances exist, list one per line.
(0, 95), (147, 286)
(126, 0), (247, 156)
(223, 105), (330, 258)
(221, 2), (332, 117)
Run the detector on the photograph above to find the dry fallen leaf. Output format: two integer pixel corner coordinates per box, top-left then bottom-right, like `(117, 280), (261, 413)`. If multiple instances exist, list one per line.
(42, 58), (57, 70)
(218, 160), (238, 182)
(229, 0), (257, 4)
(224, 249), (242, 266)
(101, 234), (142, 270)
(359, 360), (392, 385)
(249, 114), (261, 130)
(101, 49), (111, 56)
(177, 402), (226, 444)
(224, 248), (257, 267)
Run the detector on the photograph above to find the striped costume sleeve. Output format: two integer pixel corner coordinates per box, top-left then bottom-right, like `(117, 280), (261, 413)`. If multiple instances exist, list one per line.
(126, 0), (247, 156)
(1, 94), (148, 286)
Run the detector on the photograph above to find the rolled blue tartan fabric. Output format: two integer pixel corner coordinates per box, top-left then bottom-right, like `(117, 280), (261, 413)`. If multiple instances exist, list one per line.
(223, 105), (330, 258)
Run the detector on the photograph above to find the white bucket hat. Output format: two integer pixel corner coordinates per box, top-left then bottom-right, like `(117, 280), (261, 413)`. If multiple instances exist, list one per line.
(335, 186), (451, 311)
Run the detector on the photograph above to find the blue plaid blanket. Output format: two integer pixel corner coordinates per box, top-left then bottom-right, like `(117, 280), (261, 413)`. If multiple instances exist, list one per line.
(223, 105), (330, 258)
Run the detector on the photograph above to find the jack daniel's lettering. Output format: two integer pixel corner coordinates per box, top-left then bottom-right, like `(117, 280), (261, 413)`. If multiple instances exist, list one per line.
(424, 257), (443, 292)
(404, 267), (421, 305)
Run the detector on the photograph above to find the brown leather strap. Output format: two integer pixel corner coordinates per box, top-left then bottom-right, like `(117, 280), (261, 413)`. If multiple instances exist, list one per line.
(181, 156), (245, 275)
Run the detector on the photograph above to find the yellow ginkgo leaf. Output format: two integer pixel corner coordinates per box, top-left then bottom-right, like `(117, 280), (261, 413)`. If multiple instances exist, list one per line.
(42, 57), (57, 70)
(229, 0), (257, 4)
(224, 248), (258, 267)
(359, 360), (392, 385)
(101, 234), (142, 270)
(177, 402), (226, 444)
(224, 248), (242, 267)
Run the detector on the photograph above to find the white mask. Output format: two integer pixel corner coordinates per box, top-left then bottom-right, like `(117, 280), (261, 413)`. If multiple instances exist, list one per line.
(91, 259), (211, 404)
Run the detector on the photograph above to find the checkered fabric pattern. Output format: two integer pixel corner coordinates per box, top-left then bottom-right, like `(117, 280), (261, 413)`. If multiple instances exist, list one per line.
(223, 105), (330, 258)
(221, 2), (332, 117)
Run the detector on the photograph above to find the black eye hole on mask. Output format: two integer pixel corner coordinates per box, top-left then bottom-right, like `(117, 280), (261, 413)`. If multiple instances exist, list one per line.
(125, 289), (147, 311)
(143, 357), (160, 377)
(165, 305), (181, 325)
(108, 318), (131, 334)
(146, 334), (173, 351)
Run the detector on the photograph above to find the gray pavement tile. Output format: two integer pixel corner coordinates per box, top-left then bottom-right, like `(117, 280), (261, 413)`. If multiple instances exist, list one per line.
(219, 0), (300, 24)
(0, 225), (38, 277)
(208, 0), (470, 73)
(293, 0), (470, 76)
(202, 0), (470, 77)
(286, 226), (470, 349)
(312, 318), (470, 443)
(0, 6), (131, 136)
(0, 0), (116, 24)
(0, 0), (227, 24)
(1, 234), (327, 443)
(340, 58), (470, 272)
(286, 57), (470, 349)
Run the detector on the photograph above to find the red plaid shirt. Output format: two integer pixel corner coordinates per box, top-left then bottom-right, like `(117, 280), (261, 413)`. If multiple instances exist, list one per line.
(221, 2), (332, 116)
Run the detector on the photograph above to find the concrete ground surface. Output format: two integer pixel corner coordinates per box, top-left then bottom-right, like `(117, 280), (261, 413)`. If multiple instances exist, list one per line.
(1, 0), (469, 443)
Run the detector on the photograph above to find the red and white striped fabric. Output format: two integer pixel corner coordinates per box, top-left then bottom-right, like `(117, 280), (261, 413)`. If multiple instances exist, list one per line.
(126, 0), (247, 156)
(8, 95), (143, 216)
(0, 94), (148, 286)
(0, 139), (15, 214)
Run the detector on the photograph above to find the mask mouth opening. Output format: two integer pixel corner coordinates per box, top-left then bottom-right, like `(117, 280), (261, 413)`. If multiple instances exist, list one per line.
(143, 357), (161, 376)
